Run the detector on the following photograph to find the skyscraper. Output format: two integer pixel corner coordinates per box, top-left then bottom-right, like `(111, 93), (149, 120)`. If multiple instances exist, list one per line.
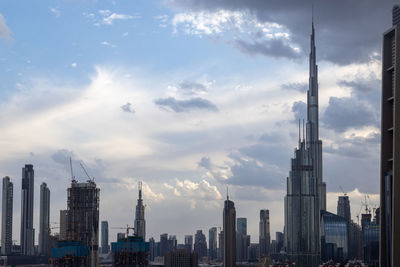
(20, 164), (35, 256)
(284, 21), (321, 267)
(223, 195), (236, 267)
(185, 235), (193, 253)
(236, 218), (249, 261)
(194, 230), (207, 259)
(259, 209), (271, 257)
(66, 180), (100, 267)
(39, 182), (50, 255)
(101, 221), (109, 254)
(381, 6), (400, 266)
(209, 227), (218, 259)
(134, 181), (145, 240)
(1, 176), (13, 255)
(59, 210), (68, 240)
(237, 218), (247, 236)
(337, 195), (351, 222)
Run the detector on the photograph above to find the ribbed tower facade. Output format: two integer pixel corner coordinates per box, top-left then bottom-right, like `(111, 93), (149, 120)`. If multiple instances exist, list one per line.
(20, 164), (35, 256)
(39, 182), (50, 255)
(259, 209), (270, 257)
(1, 176), (13, 255)
(284, 21), (322, 267)
(134, 181), (145, 240)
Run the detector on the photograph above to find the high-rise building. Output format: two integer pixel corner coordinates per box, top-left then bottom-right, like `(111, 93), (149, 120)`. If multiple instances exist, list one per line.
(66, 180), (100, 267)
(160, 233), (169, 256)
(276, 232), (284, 253)
(101, 221), (109, 254)
(218, 230), (223, 261)
(237, 218), (246, 236)
(194, 230), (207, 259)
(381, 5), (400, 267)
(236, 218), (249, 261)
(59, 210), (68, 240)
(1, 176), (13, 255)
(259, 210), (271, 257)
(185, 235), (193, 253)
(284, 21), (321, 267)
(337, 195), (351, 222)
(39, 182), (50, 255)
(320, 211), (348, 263)
(209, 227), (218, 259)
(20, 164), (35, 256)
(164, 249), (198, 267)
(223, 195), (236, 267)
(134, 181), (145, 240)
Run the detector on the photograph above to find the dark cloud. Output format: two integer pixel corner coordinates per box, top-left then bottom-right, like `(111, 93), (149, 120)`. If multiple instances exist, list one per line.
(281, 82), (308, 92)
(322, 97), (378, 132)
(324, 133), (380, 158)
(154, 97), (218, 112)
(121, 102), (135, 113)
(169, 0), (396, 65)
(51, 149), (75, 164)
(178, 81), (208, 95)
(337, 78), (381, 108)
(233, 38), (300, 59)
(291, 101), (307, 121)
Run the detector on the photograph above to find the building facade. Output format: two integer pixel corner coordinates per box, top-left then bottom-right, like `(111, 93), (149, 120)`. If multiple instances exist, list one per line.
(20, 164), (35, 256)
(380, 5), (400, 267)
(209, 227), (218, 259)
(259, 210), (271, 257)
(184, 235), (193, 253)
(164, 249), (198, 267)
(194, 230), (207, 259)
(223, 196), (236, 267)
(337, 196), (351, 222)
(101, 221), (109, 254)
(321, 211), (348, 263)
(39, 182), (50, 255)
(1, 176), (13, 255)
(134, 181), (146, 240)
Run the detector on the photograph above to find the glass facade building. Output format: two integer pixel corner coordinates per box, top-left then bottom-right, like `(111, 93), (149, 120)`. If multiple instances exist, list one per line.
(321, 211), (348, 263)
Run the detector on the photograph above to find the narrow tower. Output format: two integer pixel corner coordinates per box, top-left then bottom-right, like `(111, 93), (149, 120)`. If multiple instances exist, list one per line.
(20, 164), (35, 256)
(1, 176), (13, 255)
(39, 182), (50, 255)
(223, 194), (236, 267)
(134, 181), (146, 240)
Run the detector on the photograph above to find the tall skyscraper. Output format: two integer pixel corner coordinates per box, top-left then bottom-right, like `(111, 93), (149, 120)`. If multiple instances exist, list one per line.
(185, 235), (193, 253)
(223, 194), (236, 267)
(20, 164), (35, 255)
(284, 21), (321, 267)
(1, 176), (13, 255)
(259, 209), (270, 257)
(237, 218), (247, 236)
(66, 180), (100, 267)
(160, 233), (168, 256)
(134, 181), (145, 240)
(209, 227), (218, 259)
(381, 6), (400, 266)
(236, 218), (249, 261)
(337, 195), (351, 222)
(39, 182), (50, 255)
(194, 230), (207, 259)
(101, 221), (109, 254)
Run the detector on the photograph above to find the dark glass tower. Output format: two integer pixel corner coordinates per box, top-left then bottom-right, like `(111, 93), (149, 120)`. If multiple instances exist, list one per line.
(223, 195), (236, 267)
(38, 182), (50, 255)
(1, 176), (13, 255)
(134, 181), (146, 240)
(259, 209), (271, 257)
(20, 164), (35, 255)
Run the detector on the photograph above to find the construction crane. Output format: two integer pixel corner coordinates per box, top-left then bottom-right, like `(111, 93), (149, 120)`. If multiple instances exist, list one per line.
(339, 185), (347, 196)
(80, 162), (95, 182)
(110, 225), (135, 267)
(70, 157), (76, 182)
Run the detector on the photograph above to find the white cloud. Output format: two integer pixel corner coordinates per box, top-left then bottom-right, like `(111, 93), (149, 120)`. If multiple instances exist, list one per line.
(101, 41), (117, 48)
(71, 62), (77, 68)
(0, 13), (12, 41)
(102, 13), (136, 25)
(50, 7), (60, 18)
(84, 10), (140, 26)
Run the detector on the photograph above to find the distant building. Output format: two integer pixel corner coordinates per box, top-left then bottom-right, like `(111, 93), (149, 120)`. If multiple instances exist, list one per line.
(194, 230), (207, 259)
(248, 243), (259, 262)
(218, 230), (223, 261)
(236, 218), (249, 261)
(184, 235), (193, 253)
(348, 221), (362, 260)
(101, 221), (109, 254)
(209, 227), (218, 259)
(362, 213), (379, 266)
(149, 237), (156, 261)
(59, 210), (68, 241)
(275, 232), (283, 253)
(39, 182), (50, 255)
(160, 233), (168, 256)
(321, 211), (348, 264)
(111, 235), (149, 266)
(237, 218), (247, 236)
(164, 249), (198, 267)
(337, 196), (351, 223)
(223, 194), (236, 267)
(1, 176), (13, 255)
(134, 181), (146, 240)
(20, 164), (35, 256)
(259, 210), (270, 257)
(380, 5), (400, 267)
(66, 180), (100, 267)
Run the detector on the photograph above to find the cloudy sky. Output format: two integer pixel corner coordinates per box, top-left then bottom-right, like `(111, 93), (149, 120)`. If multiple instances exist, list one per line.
(0, 0), (393, 245)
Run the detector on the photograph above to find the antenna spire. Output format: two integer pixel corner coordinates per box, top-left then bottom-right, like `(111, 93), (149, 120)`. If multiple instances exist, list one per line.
(298, 119), (301, 145)
(227, 186), (229, 200)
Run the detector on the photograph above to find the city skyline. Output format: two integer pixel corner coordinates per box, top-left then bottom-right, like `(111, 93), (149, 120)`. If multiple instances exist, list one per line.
(0, 0), (386, 245)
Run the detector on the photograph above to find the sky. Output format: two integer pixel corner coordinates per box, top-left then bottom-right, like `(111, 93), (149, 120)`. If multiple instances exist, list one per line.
(0, 0), (394, 245)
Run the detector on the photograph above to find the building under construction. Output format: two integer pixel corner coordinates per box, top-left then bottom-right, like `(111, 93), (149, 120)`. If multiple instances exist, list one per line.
(111, 236), (149, 266)
(51, 173), (100, 267)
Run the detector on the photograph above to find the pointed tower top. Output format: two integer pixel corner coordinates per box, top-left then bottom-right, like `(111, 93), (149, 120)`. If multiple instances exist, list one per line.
(227, 186), (229, 200)
(138, 181), (142, 200)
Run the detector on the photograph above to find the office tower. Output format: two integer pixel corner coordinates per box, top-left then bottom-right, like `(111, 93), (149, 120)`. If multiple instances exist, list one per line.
(275, 232), (284, 253)
(185, 235), (193, 253)
(134, 181), (146, 240)
(248, 244), (259, 261)
(381, 6), (400, 266)
(20, 164), (35, 256)
(194, 230), (207, 259)
(160, 233), (168, 256)
(164, 249), (198, 267)
(362, 212), (379, 265)
(236, 218), (249, 261)
(284, 21), (321, 267)
(223, 195), (236, 267)
(101, 221), (109, 254)
(209, 227), (217, 259)
(237, 218), (247, 236)
(59, 210), (68, 240)
(218, 230), (223, 261)
(149, 237), (156, 261)
(320, 211), (348, 263)
(168, 235), (177, 253)
(337, 195), (351, 222)
(1, 176), (13, 255)
(259, 210), (271, 257)
(66, 180), (100, 267)
(39, 182), (50, 255)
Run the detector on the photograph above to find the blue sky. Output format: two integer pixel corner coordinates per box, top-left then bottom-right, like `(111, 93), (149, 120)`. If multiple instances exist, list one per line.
(0, 0), (391, 245)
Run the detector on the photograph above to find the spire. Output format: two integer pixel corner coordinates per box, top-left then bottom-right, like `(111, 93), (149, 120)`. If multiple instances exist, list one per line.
(227, 186), (229, 200)
(138, 181), (142, 200)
